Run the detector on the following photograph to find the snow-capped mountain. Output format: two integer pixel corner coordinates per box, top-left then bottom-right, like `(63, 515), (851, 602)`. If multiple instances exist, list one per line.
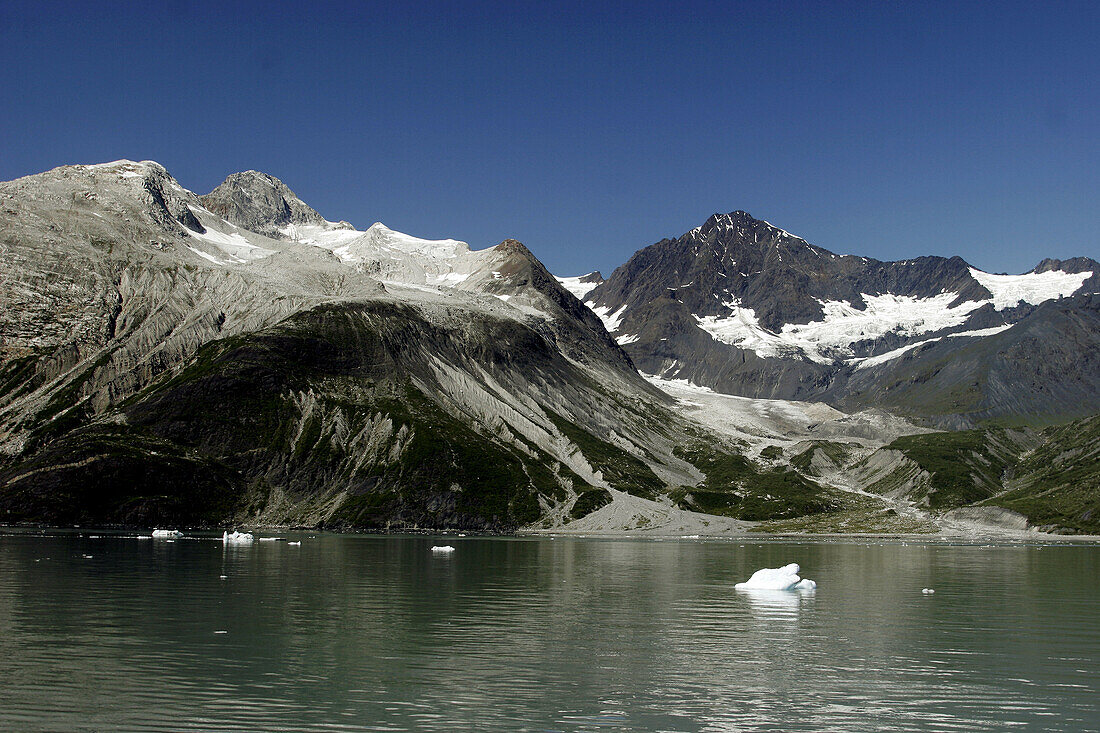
(563, 211), (1099, 426)
(0, 161), (694, 530)
(2, 162), (1098, 534)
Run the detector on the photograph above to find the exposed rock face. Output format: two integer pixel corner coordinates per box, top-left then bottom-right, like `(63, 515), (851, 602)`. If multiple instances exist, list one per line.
(200, 170), (329, 236)
(578, 210), (1099, 425)
(0, 161), (705, 530)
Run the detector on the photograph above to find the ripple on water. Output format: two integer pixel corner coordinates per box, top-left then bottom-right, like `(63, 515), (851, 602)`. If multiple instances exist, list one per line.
(0, 532), (1097, 732)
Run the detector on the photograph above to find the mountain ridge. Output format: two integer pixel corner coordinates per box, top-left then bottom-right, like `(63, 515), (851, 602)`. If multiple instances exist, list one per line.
(570, 209), (1097, 426)
(2, 162), (1097, 534)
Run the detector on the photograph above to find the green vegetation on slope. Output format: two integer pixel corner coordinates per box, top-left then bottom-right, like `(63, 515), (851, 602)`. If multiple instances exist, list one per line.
(884, 430), (1016, 510)
(545, 411), (664, 500)
(981, 416), (1100, 533)
(671, 444), (836, 521)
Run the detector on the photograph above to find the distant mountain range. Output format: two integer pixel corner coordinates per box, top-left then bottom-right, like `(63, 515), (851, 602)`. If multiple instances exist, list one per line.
(1, 162), (1096, 533)
(565, 211), (1099, 428)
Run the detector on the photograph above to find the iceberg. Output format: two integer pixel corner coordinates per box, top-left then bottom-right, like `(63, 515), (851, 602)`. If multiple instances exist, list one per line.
(431, 545), (456, 553)
(735, 563), (816, 591)
(222, 530), (255, 543)
(151, 529), (184, 539)
(287, 541), (301, 546)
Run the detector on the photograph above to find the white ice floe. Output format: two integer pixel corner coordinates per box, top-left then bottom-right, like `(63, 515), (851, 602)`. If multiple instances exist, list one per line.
(151, 529), (184, 539)
(922, 588), (936, 594)
(222, 530), (255, 543)
(258, 537), (283, 542)
(431, 545), (456, 553)
(735, 563), (816, 591)
(287, 541), (301, 546)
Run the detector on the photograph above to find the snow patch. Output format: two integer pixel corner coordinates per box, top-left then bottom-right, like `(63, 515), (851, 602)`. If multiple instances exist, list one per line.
(696, 292), (989, 363)
(851, 324), (1014, 370)
(556, 274), (601, 301)
(969, 267), (1090, 310)
(592, 304), (627, 333)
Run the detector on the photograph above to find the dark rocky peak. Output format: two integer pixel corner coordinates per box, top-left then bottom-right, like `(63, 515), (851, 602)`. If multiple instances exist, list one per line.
(201, 170), (326, 235)
(578, 271), (604, 284)
(1032, 256), (1100, 275)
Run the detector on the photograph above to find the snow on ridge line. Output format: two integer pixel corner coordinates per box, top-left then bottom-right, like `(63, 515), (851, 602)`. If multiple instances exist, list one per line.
(968, 267), (1091, 310)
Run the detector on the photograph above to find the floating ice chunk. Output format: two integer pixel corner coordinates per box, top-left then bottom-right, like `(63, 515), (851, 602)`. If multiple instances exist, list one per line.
(152, 529), (184, 539)
(258, 537), (283, 542)
(219, 575), (228, 580)
(222, 530), (255, 543)
(287, 541), (301, 546)
(214, 630), (228, 634)
(431, 545), (456, 553)
(735, 563), (816, 591)
(922, 588), (935, 594)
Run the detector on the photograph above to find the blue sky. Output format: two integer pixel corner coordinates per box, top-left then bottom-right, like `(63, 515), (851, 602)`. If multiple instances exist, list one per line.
(1, 0), (1096, 277)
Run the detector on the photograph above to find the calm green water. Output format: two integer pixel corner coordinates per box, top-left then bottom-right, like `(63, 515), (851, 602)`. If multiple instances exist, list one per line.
(0, 531), (1097, 732)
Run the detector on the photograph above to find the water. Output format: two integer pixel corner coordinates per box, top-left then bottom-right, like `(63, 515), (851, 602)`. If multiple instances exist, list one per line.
(1, 531), (1098, 732)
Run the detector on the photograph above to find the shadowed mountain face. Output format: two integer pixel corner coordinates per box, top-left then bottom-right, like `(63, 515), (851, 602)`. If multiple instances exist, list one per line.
(575, 211), (1099, 426)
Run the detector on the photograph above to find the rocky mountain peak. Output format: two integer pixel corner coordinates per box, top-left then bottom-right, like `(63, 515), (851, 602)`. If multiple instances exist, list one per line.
(200, 170), (326, 235)
(1032, 256), (1100, 275)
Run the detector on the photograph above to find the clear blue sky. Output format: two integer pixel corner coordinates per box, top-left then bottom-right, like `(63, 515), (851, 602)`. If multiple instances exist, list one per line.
(1, 0), (1096, 276)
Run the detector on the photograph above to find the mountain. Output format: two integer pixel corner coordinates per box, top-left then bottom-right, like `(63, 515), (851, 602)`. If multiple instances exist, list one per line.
(573, 211), (1099, 427)
(3, 163), (1096, 534)
(2, 161), (858, 531)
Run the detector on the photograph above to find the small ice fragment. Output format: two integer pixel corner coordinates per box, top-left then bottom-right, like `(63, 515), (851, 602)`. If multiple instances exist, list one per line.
(431, 545), (456, 553)
(922, 588), (935, 594)
(258, 537), (282, 542)
(734, 563), (816, 591)
(214, 630), (228, 634)
(82, 554), (93, 559)
(222, 530), (255, 543)
(219, 575), (228, 580)
(152, 529), (184, 539)
(286, 541), (301, 546)
(680, 535), (700, 539)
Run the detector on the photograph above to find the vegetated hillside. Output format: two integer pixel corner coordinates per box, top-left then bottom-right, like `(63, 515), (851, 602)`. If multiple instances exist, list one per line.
(572, 210), (1099, 427)
(852, 416), (1100, 533)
